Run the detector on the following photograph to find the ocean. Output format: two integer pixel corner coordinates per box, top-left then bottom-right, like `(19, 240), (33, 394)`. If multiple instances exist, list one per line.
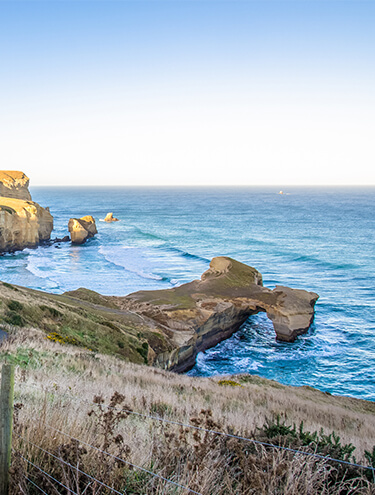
(1, 186), (374, 401)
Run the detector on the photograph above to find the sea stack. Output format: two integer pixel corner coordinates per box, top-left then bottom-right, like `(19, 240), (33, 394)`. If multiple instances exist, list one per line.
(0, 171), (53, 253)
(68, 215), (98, 244)
(104, 212), (119, 222)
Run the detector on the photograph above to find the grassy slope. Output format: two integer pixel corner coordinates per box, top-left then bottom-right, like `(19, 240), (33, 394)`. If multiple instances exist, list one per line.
(0, 282), (174, 365)
(1, 326), (374, 456)
(1, 264), (373, 492)
(1, 326), (375, 493)
(1, 280), (374, 441)
(0, 261), (271, 371)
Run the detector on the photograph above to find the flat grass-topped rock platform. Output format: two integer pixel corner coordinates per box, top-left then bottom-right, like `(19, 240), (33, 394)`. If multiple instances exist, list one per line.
(0, 257), (318, 372)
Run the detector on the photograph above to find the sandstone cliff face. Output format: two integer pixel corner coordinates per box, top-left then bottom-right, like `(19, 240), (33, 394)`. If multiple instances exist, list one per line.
(0, 171), (32, 201)
(0, 171), (53, 253)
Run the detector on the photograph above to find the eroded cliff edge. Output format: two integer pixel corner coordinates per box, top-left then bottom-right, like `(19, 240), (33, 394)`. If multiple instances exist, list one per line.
(111, 257), (319, 371)
(0, 171), (53, 252)
(0, 257), (318, 372)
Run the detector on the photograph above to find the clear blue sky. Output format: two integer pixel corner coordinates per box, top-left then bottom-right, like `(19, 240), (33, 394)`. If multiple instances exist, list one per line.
(0, 0), (374, 186)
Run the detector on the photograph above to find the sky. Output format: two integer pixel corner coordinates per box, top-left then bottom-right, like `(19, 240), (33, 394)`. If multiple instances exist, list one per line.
(0, 0), (374, 186)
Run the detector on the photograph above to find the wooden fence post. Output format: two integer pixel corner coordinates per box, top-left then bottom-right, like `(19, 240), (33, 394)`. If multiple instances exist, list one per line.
(0, 364), (14, 495)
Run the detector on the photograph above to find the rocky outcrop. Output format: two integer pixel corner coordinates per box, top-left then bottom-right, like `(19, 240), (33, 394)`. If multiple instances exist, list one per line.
(0, 171), (53, 253)
(68, 216), (97, 244)
(0, 256), (318, 372)
(53, 236), (70, 243)
(265, 286), (319, 342)
(111, 257), (319, 372)
(104, 212), (119, 222)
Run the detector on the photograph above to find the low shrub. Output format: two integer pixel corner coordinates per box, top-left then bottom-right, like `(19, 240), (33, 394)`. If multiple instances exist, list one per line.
(40, 305), (63, 318)
(7, 300), (23, 312)
(260, 415), (356, 462)
(2, 282), (19, 291)
(5, 311), (24, 327)
(136, 342), (149, 364)
(218, 379), (242, 387)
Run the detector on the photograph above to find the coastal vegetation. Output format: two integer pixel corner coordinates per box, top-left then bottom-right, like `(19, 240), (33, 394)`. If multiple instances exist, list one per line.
(0, 281), (162, 365)
(1, 325), (375, 494)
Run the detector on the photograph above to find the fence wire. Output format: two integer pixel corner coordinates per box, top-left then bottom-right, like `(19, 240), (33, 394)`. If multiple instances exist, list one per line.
(18, 380), (375, 473)
(17, 433), (202, 495)
(18, 436), (128, 495)
(19, 454), (79, 495)
(25, 476), (50, 495)
(41, 423), (203, 495)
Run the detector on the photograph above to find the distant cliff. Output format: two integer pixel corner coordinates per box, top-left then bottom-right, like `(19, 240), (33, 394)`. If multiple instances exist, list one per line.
(0, 171), (32, 200)
(0, 171), (53, 253)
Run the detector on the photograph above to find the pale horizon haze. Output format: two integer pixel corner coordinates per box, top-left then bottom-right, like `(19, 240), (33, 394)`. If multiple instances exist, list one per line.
(1, 0), (374, 186)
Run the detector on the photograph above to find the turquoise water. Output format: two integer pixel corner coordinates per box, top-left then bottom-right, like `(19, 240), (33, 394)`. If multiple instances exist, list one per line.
(1, 186), (374, 400)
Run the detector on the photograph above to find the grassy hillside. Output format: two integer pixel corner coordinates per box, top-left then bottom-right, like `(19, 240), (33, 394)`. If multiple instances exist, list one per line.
(0, 282), (171, 365)
(1, 325), (374, 494)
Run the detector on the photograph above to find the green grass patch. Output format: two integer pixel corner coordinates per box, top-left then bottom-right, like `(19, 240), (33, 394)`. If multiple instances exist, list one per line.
(136, 342), (149, 364)
(7, 299), (23, 312)
(2, 282), (19, 292)
(0, 206), (15, 215)
(0, 347), (45, 369)
(40, 305), (63, 318)
(4, 311), (24, 326)
(218, 379), (242, 387)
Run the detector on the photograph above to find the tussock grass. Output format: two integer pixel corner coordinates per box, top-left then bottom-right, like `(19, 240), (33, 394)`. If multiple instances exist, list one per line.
(1, 326), (375, 494)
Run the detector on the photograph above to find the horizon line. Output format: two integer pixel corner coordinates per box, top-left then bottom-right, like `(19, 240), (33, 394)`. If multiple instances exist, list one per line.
(30, 183), (375, 188)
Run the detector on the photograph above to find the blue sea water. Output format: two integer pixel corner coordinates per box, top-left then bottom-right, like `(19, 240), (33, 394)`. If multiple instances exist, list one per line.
(1, 186), (374, 401)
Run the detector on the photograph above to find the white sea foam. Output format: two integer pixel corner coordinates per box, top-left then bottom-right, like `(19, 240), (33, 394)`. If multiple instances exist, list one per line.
(26, 255), (51, 279)
(234, 358), (259, 371)
(98, 246), (166, 282)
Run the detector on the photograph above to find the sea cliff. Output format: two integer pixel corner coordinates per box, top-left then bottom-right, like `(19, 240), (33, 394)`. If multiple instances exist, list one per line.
(113, 257), (318, 371)
(0, 257), (318, 372)
(0, 171), (53, 252)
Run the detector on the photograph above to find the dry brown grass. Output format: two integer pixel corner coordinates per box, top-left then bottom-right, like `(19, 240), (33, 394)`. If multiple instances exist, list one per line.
(1, 325), (375, 494)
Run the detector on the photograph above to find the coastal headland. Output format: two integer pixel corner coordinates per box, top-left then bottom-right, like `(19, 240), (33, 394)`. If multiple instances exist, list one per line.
(0, 256), (318, 372)
(0, 170), (318, 371)
(0, 171), (53, 252)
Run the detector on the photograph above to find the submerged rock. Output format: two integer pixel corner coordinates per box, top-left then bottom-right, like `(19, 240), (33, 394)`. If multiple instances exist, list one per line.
(53, 235), (70, 243)
(104, 212), (119, 222)
(68, 215), (97, 244)
(0, 171), (53, 253)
